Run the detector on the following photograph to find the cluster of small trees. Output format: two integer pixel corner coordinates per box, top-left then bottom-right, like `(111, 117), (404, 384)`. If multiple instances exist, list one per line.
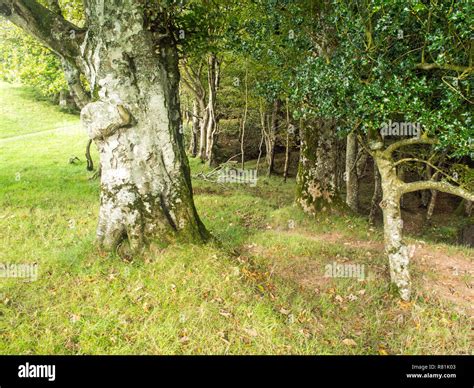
(0, 0), (472, 299)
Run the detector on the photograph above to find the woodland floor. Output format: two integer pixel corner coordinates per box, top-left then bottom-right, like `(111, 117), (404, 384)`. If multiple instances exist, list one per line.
(0, 82), (472, 355)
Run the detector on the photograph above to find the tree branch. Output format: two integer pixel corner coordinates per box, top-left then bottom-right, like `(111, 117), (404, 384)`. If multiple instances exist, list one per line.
(0, 0), (84, 62)
(384, 136), (438, 156)
(392, 157), (455, 183)
(401, 180), (474, 202)
(415, 62), (473, 74)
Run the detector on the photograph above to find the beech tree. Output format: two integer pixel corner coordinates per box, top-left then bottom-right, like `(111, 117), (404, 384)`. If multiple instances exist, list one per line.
(0, 0), (208, 251)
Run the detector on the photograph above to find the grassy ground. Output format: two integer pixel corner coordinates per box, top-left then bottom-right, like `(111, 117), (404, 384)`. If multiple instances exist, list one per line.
(0, 83), (471, 355)
(0, 82), (79, 139)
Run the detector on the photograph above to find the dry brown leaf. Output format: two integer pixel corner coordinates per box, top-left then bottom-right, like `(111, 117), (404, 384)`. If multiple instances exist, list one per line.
(342, 338), (357, 347)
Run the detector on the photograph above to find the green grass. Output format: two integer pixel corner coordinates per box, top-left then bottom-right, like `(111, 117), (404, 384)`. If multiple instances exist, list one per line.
(0, 82), (471, 355)
(0, 81), (79, 139)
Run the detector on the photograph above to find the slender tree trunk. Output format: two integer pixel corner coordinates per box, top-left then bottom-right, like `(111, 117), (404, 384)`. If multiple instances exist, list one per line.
(283, 101), (291, 182)
(240, 64), (248, 170)
(205, 53), (219, 166)
(198, 99), (208, 161)
(426, 189), (438, 221)
(465, 200), (473, 217)
(369, 160), (382, 224)
(420, 165), (432, 207)
(188, 99), (199, 157)
(85, 139), (94, 171)
(296, 119), (340, 214)
(345, 132), (359, 212)
(256, 101), (266, 173)
(398, 165), (406, 208)
(356, 148), (368, 178)
(267, 99), (280, 176)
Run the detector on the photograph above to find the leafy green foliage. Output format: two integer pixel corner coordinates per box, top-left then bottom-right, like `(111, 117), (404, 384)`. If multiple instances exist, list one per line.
(289, 1), (473, 156)
(0, 21), (66, 98)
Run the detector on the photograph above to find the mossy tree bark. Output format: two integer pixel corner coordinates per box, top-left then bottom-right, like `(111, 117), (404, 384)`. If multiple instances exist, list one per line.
(1, 0), (209, 251)
(345, 132), (359, 212)
(296, 119), (340, 215)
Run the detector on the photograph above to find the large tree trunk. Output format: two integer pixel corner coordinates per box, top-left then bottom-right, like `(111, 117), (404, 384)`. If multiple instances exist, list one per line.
(1, 0), (208, 251)
(296, 119), (340, 214)
(78, 2), (208, 251)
